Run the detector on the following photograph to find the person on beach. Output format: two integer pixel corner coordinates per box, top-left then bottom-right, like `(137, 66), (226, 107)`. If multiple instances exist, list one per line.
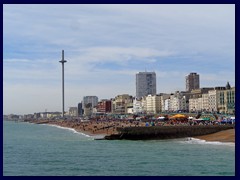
(151, 121), (155, 126)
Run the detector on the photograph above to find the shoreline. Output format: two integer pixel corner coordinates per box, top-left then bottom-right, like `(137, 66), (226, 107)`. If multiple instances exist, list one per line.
(193, 129), (235, 143)
(41, 123), (92, 137)
(29, 120), (235, 143)
(38, 120), (109, 138)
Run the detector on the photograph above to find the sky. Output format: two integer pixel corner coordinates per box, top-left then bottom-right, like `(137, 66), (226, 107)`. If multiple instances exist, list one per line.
(3, 4), (235, 115)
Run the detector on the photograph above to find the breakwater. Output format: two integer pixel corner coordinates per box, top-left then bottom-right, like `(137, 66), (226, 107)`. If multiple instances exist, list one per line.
(104, 125), (234, 140)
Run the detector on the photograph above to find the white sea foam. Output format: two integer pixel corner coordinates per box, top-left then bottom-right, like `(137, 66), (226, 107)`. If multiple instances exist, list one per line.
(182, 137), (235, 146)
(40, 124), (91, 138)
(92, 134), (106, 140)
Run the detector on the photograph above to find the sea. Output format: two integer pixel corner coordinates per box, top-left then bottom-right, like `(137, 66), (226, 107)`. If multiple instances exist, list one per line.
(3, 120), (235, 176)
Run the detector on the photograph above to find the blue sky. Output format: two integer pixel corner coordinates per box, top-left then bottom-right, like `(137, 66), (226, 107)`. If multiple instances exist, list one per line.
(3, 4), (235, 114)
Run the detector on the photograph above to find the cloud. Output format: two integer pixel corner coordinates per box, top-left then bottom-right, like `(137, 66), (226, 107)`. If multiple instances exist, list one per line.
(75, 46), (174, 63)
(3, 58), (31, 63)
(200, 72), (235, 87)
(3, 58), (60, 84)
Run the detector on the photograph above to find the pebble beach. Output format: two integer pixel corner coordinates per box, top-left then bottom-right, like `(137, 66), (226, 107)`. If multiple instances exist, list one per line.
(32, 120), (235, 143)
(194, 129), (235, 143)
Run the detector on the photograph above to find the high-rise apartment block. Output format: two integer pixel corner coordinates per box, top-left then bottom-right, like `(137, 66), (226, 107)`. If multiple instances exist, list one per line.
(78, 102), (83, 116)
(83, 96), (98, 108)
(136, 72), (156, 98)
(186, 72), (200, 92)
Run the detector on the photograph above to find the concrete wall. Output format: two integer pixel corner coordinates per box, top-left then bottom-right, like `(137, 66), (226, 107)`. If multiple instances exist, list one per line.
(105, 125), (234, 140)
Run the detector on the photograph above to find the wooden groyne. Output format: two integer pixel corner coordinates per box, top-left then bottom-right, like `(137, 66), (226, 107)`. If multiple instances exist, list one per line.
(104, 125), (234, 140)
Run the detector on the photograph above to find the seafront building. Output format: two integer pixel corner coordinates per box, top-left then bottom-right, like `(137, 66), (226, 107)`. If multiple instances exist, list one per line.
(189, 88), (214, 98)
(111, 94), (133, 114)
(186, 72), (200, 92)
(23, 114), (34, 119)
(38, 112), (62, 119)
(160, 93), (171, 112)
(133, 98), (144, 114)
(136, 72), (156, 98)
(145, 94), (161, 114)
(164, 98), (171, 112)
(78, 103), (83, 117)
(92, 107), (98, 114)
(4, 114), (23, 120)
(81, 96), (98, 117)
(214, 83), (235, 114)
(83, 96), (98, 108)
(207, 89), (218, 112)
(160, 92), (187, 112)
(97, 99), (112, 114)
(19, 73), (235, 118)
(188, 83), (235, 114)
(201, 93), (209, 111)
(126, 102), (134, 114)
(189, 98), (202, 112)
(34, 113), (41, 119)
(188, 88), (214, 112)
(208, 87), (225, 112)
(167, 91), (188, 111)
(68, 107), (78, 117)
(83, 103), (92, 117)
(217, 86), (235, 114)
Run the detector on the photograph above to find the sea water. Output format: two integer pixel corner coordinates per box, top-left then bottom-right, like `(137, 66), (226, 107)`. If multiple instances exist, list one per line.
(3, 120), (235, 176)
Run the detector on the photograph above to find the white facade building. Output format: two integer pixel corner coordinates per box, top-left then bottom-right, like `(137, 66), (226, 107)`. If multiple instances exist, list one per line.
(208, 90), (218, 112)
(198, 97), (203, 111)
(160, 94), (171, 112)
(145, 95), (161, 114)
(164, 99), (170, 111)
(202, 93), (209, 111)
(189, 98), (202, 112)
(168, 92), (187, 111)
(133, 98), (143, 114)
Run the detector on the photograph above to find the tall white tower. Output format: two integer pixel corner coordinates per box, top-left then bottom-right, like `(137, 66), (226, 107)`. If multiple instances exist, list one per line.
(59, 50), (67, 118)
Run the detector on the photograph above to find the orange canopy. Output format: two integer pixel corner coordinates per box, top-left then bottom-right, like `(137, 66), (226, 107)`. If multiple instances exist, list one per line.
(170, 114), (187, 119)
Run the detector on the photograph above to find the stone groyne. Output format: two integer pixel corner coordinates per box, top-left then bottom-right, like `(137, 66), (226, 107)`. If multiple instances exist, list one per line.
(104, 125), (234, 140)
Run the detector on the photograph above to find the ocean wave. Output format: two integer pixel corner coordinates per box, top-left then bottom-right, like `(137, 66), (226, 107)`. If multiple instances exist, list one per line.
(181, 137), (235, 146)
(40, 124), (92, 138)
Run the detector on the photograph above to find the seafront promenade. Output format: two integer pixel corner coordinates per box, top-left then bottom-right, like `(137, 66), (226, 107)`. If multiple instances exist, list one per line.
(28, 119), (235, 142)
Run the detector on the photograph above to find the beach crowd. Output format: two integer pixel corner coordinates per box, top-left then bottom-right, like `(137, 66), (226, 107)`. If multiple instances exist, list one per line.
(43, 117), (230, 136)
